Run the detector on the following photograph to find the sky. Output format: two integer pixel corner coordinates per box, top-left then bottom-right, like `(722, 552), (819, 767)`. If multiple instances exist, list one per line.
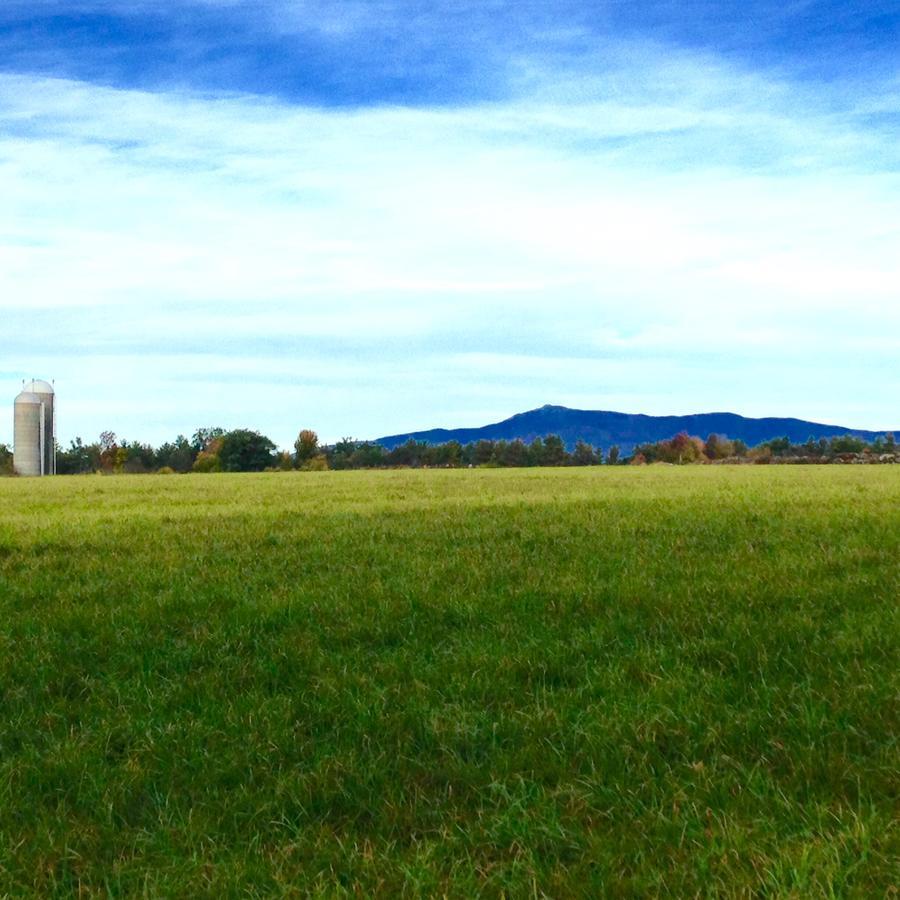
(1, 1), (898, 449)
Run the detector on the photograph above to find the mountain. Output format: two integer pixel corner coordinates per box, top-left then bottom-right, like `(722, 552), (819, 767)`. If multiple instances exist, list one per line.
(375, 405), (895, 455)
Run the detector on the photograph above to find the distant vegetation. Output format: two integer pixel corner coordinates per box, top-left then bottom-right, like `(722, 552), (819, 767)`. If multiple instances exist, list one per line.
(632, 430), (898, 465)
(21, 427), (895, 475)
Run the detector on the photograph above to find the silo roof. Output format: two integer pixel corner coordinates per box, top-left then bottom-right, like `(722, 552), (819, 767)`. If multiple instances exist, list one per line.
(15, 391), (42, 404)
(24, 379), (53, 394)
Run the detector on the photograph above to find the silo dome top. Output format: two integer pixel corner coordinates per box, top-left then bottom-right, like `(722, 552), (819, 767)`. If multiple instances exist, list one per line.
(15, 391), (42, 405)
(24, 379), (53, 394)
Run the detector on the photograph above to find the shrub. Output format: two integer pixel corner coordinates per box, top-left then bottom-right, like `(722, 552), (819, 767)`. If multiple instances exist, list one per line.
(0, 443), (13, 476)
(193, 438), (224, 473)
(303, 454), (330, 472)
(830, 434), (867, 455)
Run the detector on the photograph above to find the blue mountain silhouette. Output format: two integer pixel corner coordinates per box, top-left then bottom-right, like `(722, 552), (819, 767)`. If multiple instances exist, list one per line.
(376, 405), (895, 455)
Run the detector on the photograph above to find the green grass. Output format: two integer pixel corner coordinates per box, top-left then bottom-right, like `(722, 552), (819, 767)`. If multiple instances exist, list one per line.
(0, 467), (897, 897)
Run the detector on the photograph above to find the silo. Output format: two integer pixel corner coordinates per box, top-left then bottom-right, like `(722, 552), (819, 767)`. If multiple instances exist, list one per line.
(22, 379), (55, 475)
(13, 391), (43, 476)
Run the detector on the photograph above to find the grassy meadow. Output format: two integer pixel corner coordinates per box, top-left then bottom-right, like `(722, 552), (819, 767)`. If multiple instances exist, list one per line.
(0, 466), (897, 896)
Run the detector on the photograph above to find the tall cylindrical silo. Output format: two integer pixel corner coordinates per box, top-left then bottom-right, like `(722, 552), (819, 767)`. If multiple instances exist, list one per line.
(14, 391), (43, 477)
(23, 379), (54, 475)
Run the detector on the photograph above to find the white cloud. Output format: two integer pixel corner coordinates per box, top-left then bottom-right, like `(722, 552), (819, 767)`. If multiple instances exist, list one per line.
(0, 47), (898, 444)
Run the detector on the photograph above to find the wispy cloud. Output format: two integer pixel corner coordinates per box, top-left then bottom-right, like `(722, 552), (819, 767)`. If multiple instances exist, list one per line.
(0, 7), (898, 445)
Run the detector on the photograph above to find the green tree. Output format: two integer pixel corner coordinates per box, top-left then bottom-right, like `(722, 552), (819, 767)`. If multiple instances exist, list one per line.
(430, 441), (462, 468)
(572, 440), (598, 466)
(349, 443), (387, 468)
(500, 439), (529, 467)
(633, 441), (659, 463)
(191, 427), (226, 454)
(0, 443), (13, 476)
(293, 429), (319, 467)
(218, 430), (276, 472)
(830, 435), (866, 455)
(528, 437), (545, 466)
(155, 435), (194, 473)
(472, 440), (495, 466)
(606, 445), (620, 466)
(57, 437), (98, 474)
(121, 441), (156, 474)
(543, 435), (568, 466)
(384, 440), (415, 468)
(330, 437), (359, 469)
(767, 436), (792, 457)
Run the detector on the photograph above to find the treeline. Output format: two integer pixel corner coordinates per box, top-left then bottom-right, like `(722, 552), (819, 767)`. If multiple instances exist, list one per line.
(52, 429), (278, 475)
(1, 428), (896, 476)
(48, 429), (611, 474)
(325, 434), (609, 468)
(632, 431), (898, 465)
(330, 431), (898, 468)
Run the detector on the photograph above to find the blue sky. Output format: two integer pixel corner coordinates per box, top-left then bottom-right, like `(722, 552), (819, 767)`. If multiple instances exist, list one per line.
(1, 1), (898, 448)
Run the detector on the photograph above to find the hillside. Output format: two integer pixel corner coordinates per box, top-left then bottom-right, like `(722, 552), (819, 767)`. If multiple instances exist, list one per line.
(376, 405), (895, 454)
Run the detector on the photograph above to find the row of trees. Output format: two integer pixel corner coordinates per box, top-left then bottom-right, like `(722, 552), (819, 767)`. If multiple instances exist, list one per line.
(323, 435), (617, 469)
(319, 431), (898, 469)
(45, 429), (618, 474)
(54, 428), (277, 475)
(2, 428), (895, 476)
(631, 431), (897, 465)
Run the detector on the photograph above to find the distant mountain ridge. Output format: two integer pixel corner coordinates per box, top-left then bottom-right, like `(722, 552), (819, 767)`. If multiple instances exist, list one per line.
(375, 405), (896, 455)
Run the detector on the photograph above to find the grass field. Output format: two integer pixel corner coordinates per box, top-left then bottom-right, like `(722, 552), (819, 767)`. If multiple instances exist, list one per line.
(0, 467), (897, 896)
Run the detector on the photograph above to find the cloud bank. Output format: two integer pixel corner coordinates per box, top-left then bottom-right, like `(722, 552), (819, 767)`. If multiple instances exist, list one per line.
(1, 2), (898, 445)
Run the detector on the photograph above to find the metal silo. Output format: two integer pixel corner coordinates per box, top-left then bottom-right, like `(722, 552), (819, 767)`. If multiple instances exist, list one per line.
(23, 380), (55, 475)
(13, 380), (55, 476)
(14, 392), (43, 476)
